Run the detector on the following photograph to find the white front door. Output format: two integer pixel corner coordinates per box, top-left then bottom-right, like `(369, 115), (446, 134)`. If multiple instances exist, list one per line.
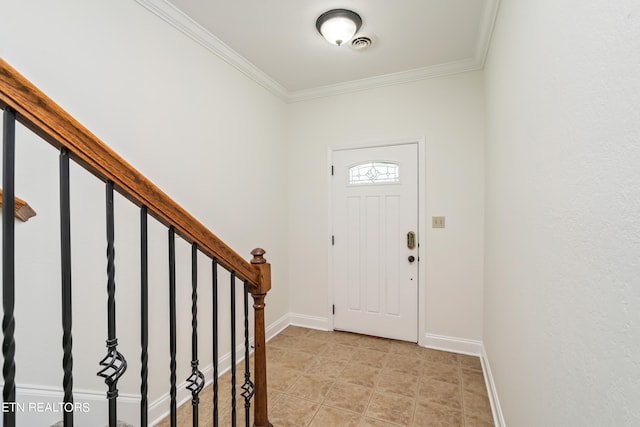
(331, 143), (419, 342)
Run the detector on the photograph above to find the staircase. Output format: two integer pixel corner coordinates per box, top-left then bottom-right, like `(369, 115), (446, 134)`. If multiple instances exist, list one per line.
(0, 58), (272, 427)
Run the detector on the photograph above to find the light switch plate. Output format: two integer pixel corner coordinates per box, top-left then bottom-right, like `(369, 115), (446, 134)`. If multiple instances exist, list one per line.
(432, 216), (445, 228)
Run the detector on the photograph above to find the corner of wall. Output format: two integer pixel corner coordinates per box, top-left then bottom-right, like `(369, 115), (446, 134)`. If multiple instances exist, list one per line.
(481, 343), (506, 427)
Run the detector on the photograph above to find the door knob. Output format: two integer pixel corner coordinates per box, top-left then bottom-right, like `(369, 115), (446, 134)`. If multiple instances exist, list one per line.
(407, 231), (416, 249)
(408, 255), (415, 263)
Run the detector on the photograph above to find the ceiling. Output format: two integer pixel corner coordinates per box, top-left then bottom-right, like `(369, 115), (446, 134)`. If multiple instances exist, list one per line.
(136, 0), (500, 101)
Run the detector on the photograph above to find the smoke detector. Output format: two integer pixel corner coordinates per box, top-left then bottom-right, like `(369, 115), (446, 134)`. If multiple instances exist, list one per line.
(351, 36), (372, 50)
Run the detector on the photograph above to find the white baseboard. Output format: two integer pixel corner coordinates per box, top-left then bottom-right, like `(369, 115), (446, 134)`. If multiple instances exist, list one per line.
(288, 313), (331, 331)
(420, 334), (504, 426)
(422, 333), (483, 356)
(266, 312), (291, 341)
(481, 344), (506, 427)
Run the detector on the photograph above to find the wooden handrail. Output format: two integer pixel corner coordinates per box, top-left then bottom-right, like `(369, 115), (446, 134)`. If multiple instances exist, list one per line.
(0, 189), (36, 222)
(0, 58), (260, 287)
(1, 57), (271, 425)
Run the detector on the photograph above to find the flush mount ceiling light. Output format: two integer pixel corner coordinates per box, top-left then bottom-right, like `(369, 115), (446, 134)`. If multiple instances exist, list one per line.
(316, 9), (362, 46)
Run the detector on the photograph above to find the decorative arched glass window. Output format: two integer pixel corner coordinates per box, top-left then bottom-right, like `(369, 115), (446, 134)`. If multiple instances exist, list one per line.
(348, 161), (400, 184)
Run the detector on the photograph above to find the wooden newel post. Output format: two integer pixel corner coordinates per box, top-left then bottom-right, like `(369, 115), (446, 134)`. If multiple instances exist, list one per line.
(250, 248), (273, 427)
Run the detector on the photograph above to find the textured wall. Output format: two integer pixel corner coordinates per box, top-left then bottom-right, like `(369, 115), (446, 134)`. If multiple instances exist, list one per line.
(483, 0), (640, 425)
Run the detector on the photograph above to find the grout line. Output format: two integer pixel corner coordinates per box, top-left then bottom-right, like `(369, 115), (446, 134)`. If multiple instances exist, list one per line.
(459, 354), (468, 426)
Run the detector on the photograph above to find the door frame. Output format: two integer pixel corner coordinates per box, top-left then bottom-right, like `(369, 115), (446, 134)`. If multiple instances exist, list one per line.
(327, 136), (427, 345)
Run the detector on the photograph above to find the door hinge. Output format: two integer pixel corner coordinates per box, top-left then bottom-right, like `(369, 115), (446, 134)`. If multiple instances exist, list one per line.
(332, 235), (335, 246)
(331, 165), (334, 176)
(332, 304), (335, 315)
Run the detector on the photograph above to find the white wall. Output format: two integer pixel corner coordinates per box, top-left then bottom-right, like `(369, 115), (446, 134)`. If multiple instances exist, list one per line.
(287, 72), (485, 342)
(484, 0), (640, 425)
(0, 0), (288, 424)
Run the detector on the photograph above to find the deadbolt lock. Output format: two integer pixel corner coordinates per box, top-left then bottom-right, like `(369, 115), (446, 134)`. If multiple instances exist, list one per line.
(407, 231), (416, 250)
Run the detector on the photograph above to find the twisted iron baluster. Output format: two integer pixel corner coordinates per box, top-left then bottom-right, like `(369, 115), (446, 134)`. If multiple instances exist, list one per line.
(186, 243), (205, 426)
(2, 107), (16, 427)
(230, 271), (236, 426)
(60, 148), (74, 426)
(97, 181), (127, 427)
(242, 280), (255, 427)
(168, 226), (177, 426)
(212, 259), (219, 427)
(140, 206), (149, 427)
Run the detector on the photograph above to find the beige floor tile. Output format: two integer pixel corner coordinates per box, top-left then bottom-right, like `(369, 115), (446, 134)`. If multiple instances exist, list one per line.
(305, 328), (336, 342)
(353, 348), (389, 368)
(267, 389), (284, 406)
(418, 378), (462, 410)
(324, 381), (374, 414)
(388, 341), (428, 359)
(321, 343), (359, 361)
(333, 331), (366, 347)
(267, 363), (303, 392)
(423, 348), (459, 366)
(310, 406), (362, 426)
(269, 333), (303, 349)
(288, 373), (336, 402)
(340, 362), (382, 388)
(217, 405), (251, 426)
(421, 360), (461, 385)
(366, 391), (415, 426)
(305, 355), (349, 379)
(359, 335), (394, 353)
(360, 418), (403, 427)
(198, 385), (214, 409)
(461, 369), (488, 396)
(276, 350), (317, 371)
(295, 336), (331, 354)
(280, 325), (313, 337)
(383, 354), (423, 376)
(462, 390), (492, 420)
(458, 354), (483, 372)
(377, 372), (419, 398)
(265, 345), (291, 362)
(465, 413), (495, 427)
(413, 400), (463, 427)
(270, 394), (320, 427)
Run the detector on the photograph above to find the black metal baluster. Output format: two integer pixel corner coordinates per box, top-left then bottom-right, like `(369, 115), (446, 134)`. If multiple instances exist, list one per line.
(230, 271), (237, 426)
(97, 181), (127, 427)
(212, 259), (219, 427)
(2, 107), (17, 427)
(241, 281), (255, 427)
(186, 243), (205, 426)
(140, 206), (149, 427)
(59, 148), (74, 426)
(168, 226), (177, 427)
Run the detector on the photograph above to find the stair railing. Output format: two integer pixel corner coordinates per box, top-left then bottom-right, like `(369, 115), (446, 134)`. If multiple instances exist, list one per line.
(0, 58), (272, 427)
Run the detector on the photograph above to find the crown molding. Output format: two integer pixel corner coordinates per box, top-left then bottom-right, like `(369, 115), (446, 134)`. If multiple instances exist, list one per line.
(286, 57), (481, 103)
(134, 0), (289, 100)
(136, 0), (500, 103)
(475, 0), (501, 68)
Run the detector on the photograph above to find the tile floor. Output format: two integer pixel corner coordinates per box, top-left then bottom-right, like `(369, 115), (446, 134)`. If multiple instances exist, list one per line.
(157, 326), (494, 426)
